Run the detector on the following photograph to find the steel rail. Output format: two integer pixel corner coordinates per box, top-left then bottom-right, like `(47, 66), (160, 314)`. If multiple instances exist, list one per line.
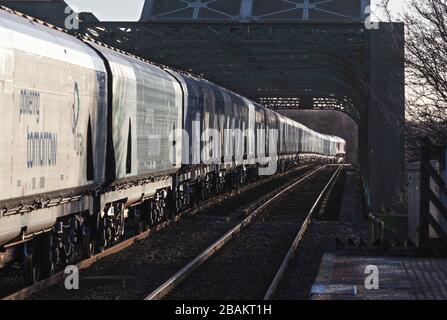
(2, 218), (175, 301)
(1, 164), (314, 301)
(144, 165), (329, 300)
(263, 165), (343, 300)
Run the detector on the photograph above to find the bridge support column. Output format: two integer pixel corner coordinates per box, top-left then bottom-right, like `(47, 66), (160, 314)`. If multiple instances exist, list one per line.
(367, 23), (405, 213)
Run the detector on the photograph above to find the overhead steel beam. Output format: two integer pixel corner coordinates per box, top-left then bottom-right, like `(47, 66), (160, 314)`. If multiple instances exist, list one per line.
(79, 20), (404, 213)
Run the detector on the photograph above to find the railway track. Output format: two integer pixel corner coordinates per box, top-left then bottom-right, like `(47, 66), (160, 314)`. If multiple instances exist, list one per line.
(1, 164), (321, 300)
(146, 165), (342, 300)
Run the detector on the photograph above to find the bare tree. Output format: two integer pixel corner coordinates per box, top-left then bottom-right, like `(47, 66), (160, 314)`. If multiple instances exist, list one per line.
(404, 0), (447, 160)
(375, 0), (447, 161)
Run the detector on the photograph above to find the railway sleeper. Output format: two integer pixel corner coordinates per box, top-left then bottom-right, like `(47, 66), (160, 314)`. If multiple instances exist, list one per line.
(6, 157), (333, 286)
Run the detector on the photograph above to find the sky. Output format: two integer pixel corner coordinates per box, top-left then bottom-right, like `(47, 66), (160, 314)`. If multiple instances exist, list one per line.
(65, 0), (406, 21)
(371, 0), (406, 21)
(65, 0), (145, 21)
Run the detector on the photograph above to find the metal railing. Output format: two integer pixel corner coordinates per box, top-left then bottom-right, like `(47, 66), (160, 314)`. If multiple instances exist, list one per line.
(419, 138), (447, 250)
(368, 213), (384, 245)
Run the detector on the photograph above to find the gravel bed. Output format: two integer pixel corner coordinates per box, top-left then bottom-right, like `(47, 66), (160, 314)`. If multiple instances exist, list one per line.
(0, 265), (25, 298)
(24, 166), (316, 300)
(165, 218), (305, 300)
(29, 217), (236, 300)
(274, 168), (367, 300)
(164, 167), (337, 300)
(273, 221), (362, 300)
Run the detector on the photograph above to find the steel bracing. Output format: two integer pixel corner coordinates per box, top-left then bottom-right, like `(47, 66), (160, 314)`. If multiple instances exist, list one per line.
(139, 0), (369, 23)
(78, 0), (404, 212)
(82, 22), (368, 122)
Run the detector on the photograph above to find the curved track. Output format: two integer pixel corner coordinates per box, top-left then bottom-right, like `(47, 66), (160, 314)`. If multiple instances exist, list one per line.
(1, 165), (320, 300)
(146, 165), (342, 300)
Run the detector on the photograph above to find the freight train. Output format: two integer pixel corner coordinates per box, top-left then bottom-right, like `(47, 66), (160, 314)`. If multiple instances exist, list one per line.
(0, 7), (346, 284)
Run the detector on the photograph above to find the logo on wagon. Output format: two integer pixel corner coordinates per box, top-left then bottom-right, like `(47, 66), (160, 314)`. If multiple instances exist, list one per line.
(71, 82), (84, 156)
(72, 82), (80, 133)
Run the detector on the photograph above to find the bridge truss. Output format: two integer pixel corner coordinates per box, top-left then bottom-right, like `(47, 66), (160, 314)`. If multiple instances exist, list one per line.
(79, 18), (405, 212)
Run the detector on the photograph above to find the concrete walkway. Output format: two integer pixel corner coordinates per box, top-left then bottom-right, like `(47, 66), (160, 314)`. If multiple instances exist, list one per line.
(311, 253), (447, 300)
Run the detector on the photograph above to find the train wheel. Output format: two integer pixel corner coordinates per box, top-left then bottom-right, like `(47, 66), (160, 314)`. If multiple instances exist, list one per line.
(113, 205), (125, 242)
(40, 232), (54, 279)
(81, 224), (94, 259)
(142, 202), (151, 232)
(82, 234), (94, 259)
(193, 183), (200, 205)
(133, 208), (144, 235)
(150, 204), (161, 227)
(61, 219), (77, 265)
(97, 215), (108, 253)
(137, 218), (144, 234)
(63, 237), (75, 265)
(199, 180), (206, 201)
(22, 240), (40, 286)
(142, 217), (150, 232)
(166, 189), (176, 220)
